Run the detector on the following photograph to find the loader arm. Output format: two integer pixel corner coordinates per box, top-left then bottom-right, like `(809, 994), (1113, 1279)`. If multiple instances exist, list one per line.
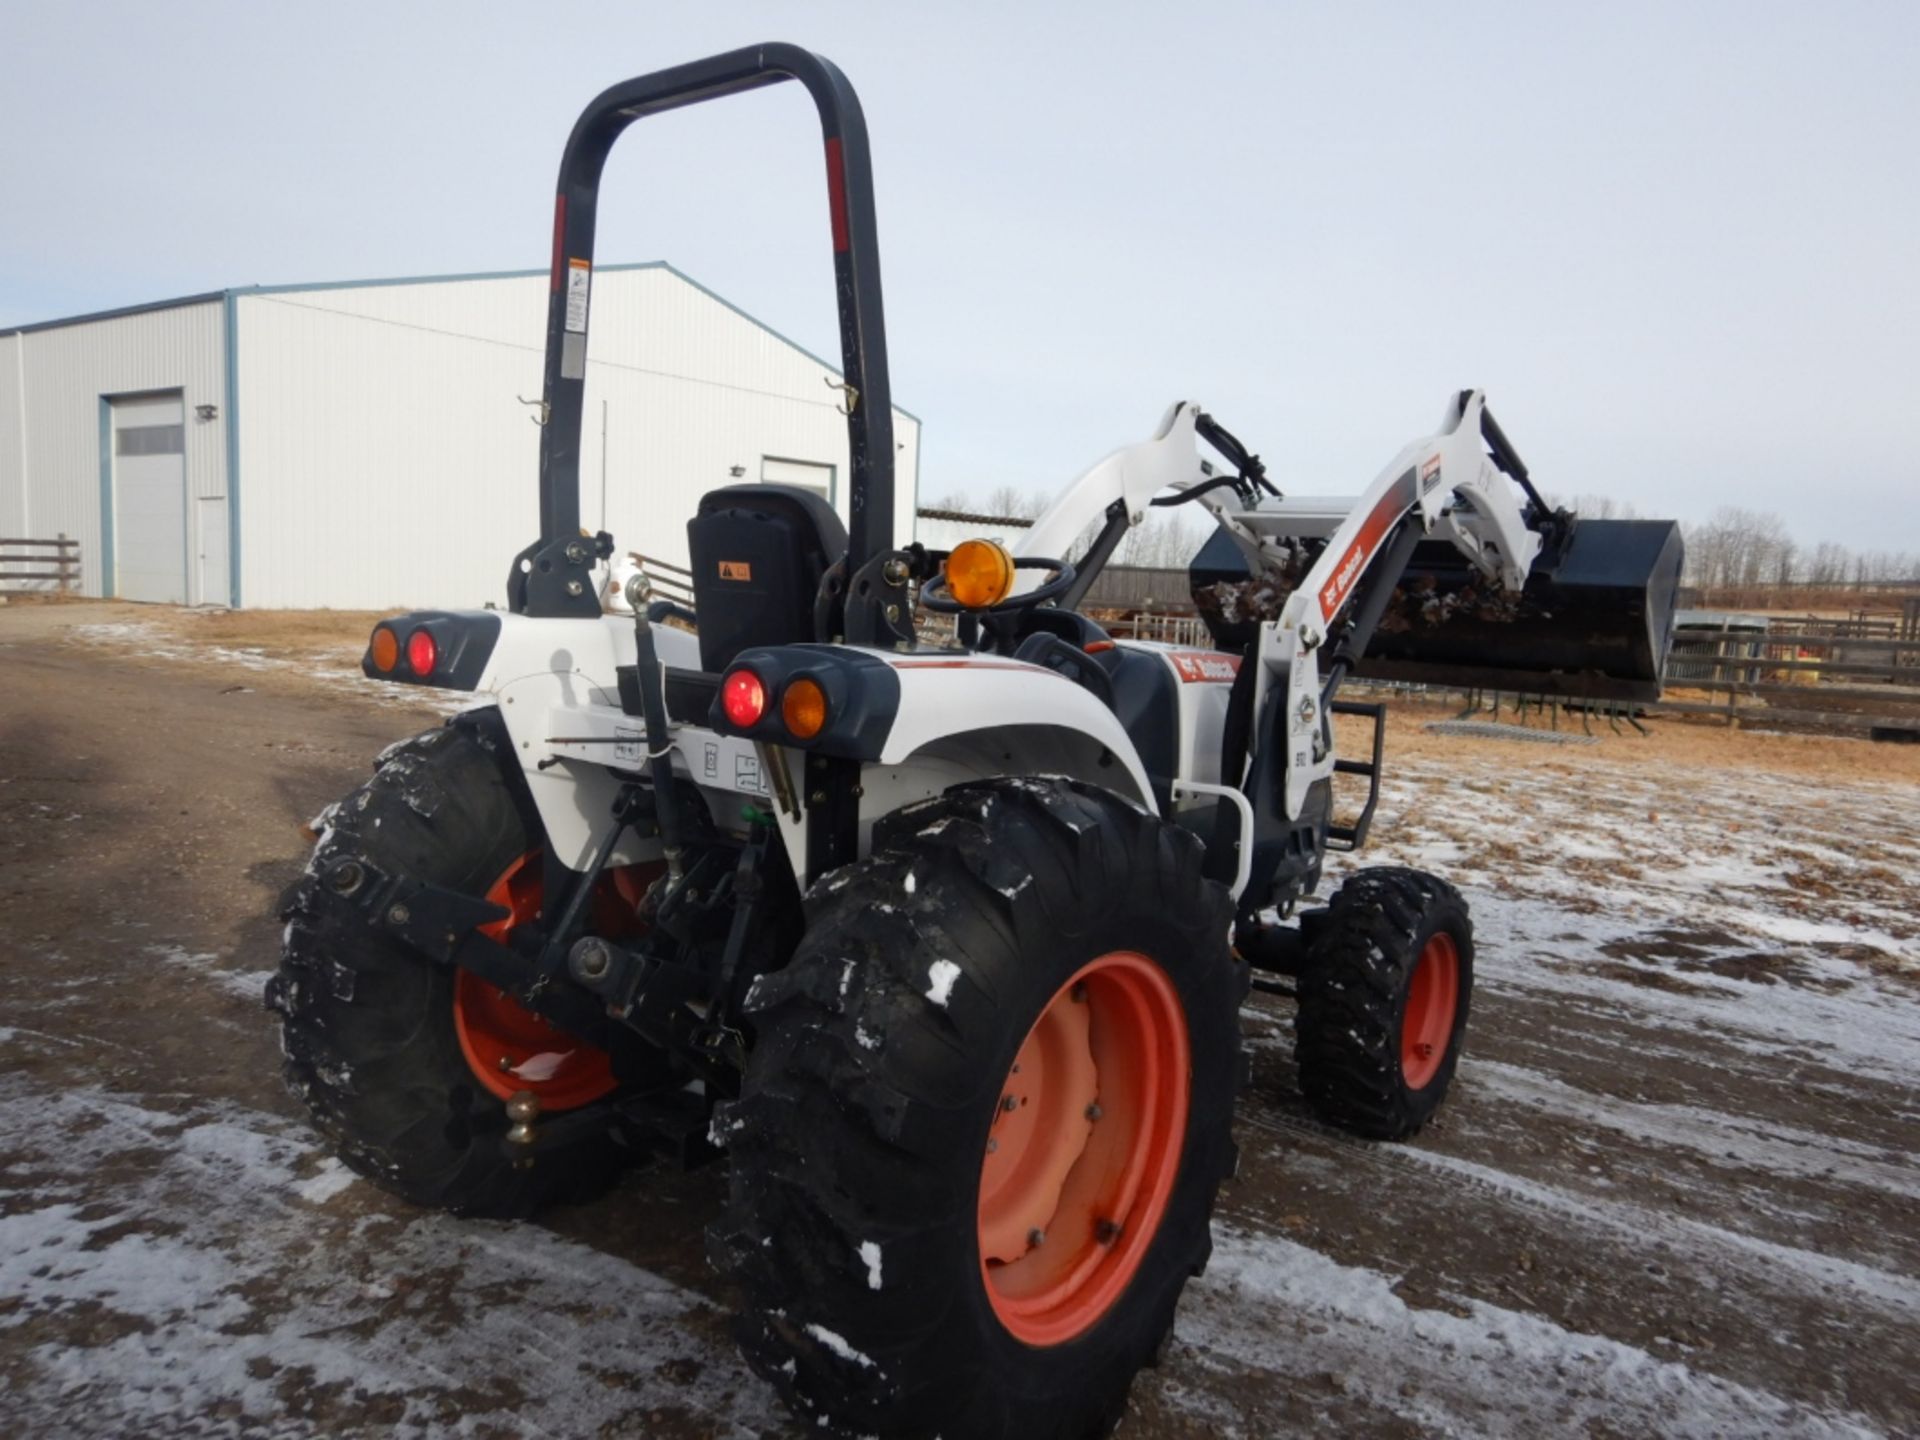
(1200, 389), (1550, 818)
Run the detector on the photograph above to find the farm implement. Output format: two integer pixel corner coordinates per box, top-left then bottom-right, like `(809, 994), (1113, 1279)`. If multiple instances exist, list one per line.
(270, 43), (1681, 1438)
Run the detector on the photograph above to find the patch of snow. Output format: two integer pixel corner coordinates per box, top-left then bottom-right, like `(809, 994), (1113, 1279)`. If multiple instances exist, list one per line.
(803, 1322), (875, 1368)
(0, 1076), (783, 1435)
(1183, 1226), (1882, 1439)
(903, 871), (916, 895)
(293, 1159), (358, 1205)
(1474, 1059), (1920, 1201)
(925, 960), (961, 1008)
(509, 1051), (573, 1082)
(858, 1240), (883, 1291)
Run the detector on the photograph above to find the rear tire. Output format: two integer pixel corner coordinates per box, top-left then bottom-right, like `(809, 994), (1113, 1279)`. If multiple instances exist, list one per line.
(1294, 866), (1474, 1140)
(269, 712), (642, 1218)
(711, 778), (1243, 1439)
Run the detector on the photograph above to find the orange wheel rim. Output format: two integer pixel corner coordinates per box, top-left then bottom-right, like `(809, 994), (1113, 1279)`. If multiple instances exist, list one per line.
(451, 850), (632, 1112)
(977, 951), (1190, 1347)
(1400, 932), (1460, 1090)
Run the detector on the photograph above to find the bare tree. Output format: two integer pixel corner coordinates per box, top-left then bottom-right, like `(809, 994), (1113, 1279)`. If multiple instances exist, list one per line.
(982, 485), (1047, 521)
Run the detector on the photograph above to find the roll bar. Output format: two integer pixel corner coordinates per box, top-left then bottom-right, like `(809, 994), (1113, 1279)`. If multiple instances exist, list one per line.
(509, 44), (895, 617)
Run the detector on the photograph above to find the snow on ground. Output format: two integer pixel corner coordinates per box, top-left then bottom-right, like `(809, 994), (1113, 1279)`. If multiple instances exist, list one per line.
(0, 1061), (778, 1438)
(67, 620), (472, 715)
(1181, 1226), (1882, 1439)
(4, 660), (1917, 1435)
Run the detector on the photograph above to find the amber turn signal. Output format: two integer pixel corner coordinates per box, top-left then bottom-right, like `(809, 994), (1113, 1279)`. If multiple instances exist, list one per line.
(781, 677), (829, 740)
(944, 538), (1016, 610)
(369, 625), (400, 672)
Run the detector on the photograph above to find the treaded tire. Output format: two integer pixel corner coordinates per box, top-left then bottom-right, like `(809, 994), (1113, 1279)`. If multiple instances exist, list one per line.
(710, 777), (1243, 1440)
(1294, 866), (1473, 1140)
(268, 710), (632, 1218)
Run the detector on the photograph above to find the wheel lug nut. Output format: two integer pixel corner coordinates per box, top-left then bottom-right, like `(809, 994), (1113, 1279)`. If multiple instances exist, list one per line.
(986, 1139), (998, 1153)
(1085, 1103), (1102, 1121)
(1001, 1095), (1018, 1113)
(1027, 1228), (1045, 1248)
(1095, 1218), (1121, 1245)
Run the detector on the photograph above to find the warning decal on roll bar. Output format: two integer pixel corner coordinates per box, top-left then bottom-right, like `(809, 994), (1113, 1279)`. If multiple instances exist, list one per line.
(564, 259), (592, 333)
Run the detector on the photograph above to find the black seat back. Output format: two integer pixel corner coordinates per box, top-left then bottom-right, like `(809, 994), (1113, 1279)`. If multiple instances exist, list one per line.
(687, 484), (848, 672)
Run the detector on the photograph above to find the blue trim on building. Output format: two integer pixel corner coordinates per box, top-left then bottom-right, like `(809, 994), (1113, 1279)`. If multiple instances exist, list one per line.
(231, 261), (924, 423)
(96, 397), (114, 598)
(15, 261), (925, 424)
(2, 291), (225, 338)
(222, 291), (242, 607)
(652, 263), (923, 425)
(31, 265), (923, 608)
(230, 260), (666, 299)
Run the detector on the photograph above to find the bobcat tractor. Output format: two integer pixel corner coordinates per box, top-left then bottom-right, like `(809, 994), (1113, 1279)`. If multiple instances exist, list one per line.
(269, 43), (1682, 1439)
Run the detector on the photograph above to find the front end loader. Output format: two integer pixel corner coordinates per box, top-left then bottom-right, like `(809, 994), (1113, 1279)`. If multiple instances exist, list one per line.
(268, 42), (1681, 1440)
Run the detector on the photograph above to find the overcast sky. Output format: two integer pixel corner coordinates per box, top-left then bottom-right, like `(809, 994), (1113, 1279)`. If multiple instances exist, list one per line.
(4, 2), (1916, 554)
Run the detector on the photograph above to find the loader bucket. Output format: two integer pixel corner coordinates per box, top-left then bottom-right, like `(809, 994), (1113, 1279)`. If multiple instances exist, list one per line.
(1351, 518), (1685, 702)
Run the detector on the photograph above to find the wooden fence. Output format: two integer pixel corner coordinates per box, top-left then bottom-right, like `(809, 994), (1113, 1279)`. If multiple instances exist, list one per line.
(1653, 620), (1920, 737)
(0, 535), (80, 593)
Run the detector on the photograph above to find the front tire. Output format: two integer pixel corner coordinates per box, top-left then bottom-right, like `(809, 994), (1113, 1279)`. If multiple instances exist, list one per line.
(269, 712), (646, 1217)
(1294, 866), (1474, 1140)
(711, 778), (1243, 1439)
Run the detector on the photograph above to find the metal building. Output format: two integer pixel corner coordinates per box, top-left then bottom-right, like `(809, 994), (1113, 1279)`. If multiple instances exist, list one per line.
(0, 264), (921, 610)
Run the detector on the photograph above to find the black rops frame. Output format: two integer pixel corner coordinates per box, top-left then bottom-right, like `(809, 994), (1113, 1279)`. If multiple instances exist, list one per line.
(507, 43), (896, 620)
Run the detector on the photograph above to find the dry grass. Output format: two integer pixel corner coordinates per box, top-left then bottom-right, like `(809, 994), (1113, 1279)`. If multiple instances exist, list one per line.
(149, 606), (390, 660)
(1336, 695), (1920, 784)
(16, 598), (1920, 785)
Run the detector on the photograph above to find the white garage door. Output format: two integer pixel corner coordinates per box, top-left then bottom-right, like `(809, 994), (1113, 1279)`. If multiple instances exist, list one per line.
(112, 393), (188, 605)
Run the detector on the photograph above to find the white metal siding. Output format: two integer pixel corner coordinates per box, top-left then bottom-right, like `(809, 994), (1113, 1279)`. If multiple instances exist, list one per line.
(0, 334), (25, 540)
(235, 266), (921, 610)
(0, 302), (227, 600)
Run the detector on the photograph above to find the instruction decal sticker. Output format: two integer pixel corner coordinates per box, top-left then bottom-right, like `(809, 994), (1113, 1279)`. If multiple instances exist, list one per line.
(564, 258), (592, 333)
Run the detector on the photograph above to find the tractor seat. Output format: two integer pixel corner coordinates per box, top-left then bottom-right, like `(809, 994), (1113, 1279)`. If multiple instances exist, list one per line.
(686, 484), (847, 672)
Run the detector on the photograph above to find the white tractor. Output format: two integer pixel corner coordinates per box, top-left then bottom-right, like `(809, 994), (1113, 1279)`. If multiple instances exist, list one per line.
(269, 42), (1681, 1439)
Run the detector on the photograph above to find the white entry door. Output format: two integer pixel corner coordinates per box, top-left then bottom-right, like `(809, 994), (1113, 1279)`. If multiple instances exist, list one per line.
(112, 393), (188, 604)
(761, 456), (835, 503)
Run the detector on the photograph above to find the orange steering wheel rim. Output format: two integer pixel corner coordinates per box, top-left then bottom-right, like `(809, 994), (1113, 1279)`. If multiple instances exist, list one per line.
(451, 850), (622, 1112)
(977, 951), (1191, 1347)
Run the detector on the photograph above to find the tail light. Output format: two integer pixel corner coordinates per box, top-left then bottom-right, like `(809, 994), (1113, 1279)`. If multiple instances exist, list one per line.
(406, 628), (438, 675)
(781, 677), (829, 739)
(722, 668), (768, 727)
(369, 625), (400, 672)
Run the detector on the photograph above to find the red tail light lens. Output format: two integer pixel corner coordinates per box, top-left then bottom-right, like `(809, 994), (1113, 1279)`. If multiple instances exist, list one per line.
(722, 668), (767, 727)
(406, 628), (438, 675)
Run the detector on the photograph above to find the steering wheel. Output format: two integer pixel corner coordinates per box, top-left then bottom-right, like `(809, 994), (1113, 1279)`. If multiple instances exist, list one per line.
(920, 553), (1078, 614)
